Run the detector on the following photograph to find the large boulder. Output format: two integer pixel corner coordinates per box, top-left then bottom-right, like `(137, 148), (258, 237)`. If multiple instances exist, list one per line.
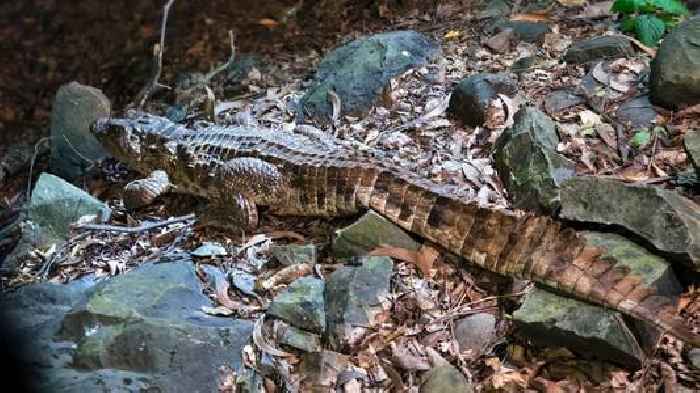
(50, 82), (111, 181)
(60, 258), (253, 393)
(493, 107), (576, 213)
(564, 35), (634, 64)
(447, 73), (518, 127)
(650, 16), (700, 109)
(299, 30), (440, 123)
(560, 176), (700, 271)
(513, 288), (645, 367)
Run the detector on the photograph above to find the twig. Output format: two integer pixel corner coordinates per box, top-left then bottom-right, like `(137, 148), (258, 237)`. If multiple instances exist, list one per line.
(135, 0), (176, 109)
(26, 137), (51, 202)
(204, 30), (237, 83)
(72, 213), (195, 233)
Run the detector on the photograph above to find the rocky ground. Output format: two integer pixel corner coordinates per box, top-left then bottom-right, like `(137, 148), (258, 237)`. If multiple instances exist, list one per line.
(2, 1), (700, 392)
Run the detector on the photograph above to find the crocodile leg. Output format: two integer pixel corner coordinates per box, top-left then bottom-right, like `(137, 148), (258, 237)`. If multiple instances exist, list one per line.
(197, 193), (259, 230)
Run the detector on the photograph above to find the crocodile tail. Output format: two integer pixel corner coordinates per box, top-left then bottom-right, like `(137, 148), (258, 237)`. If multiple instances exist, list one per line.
(506, 221), (700, 348)
(362, 173), (700, 347)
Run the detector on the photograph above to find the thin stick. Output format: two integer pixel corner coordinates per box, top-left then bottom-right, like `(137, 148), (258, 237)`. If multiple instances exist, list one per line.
(72, 213), (195, 233)
(26, 137), (51, 202)
(135, 0), (176, 109)
(204, 30), (237, 83)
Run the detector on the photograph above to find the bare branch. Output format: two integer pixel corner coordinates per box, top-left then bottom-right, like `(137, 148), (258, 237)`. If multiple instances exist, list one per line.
(72, 213), (195, 233)
(204, 30), (237, 84)
(135, 0), (176, 110)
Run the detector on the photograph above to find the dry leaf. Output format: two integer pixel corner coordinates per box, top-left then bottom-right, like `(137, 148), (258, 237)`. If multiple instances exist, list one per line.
(257, 18), (279, 29)
(369, 244), (418, 264)
(510, 13), (551, 22)
(416, 245), (439, 278)
(259, 263), (313, 290)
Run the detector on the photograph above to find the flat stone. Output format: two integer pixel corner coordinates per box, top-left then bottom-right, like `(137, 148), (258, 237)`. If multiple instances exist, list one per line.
(270, 243), (317, 266)
(29, 173), (110, 242)
(325, 256), (393, 351)
(454, 313), (497, 357)
(493, 107), (576, 213)
(544, 89), (586, 114)
(513, 288), (645, 367)
(300, 30), (440, 123)
(564, 35), (634, 64)
(49, 81), (111, 181)
(560, 176), (700, 271)
(333, 210), (419, 259)
(494, 20), (551, 43)
(448, 73), (518, 127)
(421, 363), (473, 393)
(615, 96), (658, 130)
(191, 241), (228, 257)
(684, 129), (700, 172)
(650, 15), (700, 109)
(278, 324), (322, 353)
(267, 276), (326, 333)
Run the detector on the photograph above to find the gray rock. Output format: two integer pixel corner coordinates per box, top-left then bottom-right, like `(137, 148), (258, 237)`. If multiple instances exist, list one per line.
(615, 96), (658, 130)
(494, 20), (551, 43)
(478, 0), (511, 19)
(268, 277), (326, 333)
(650, 16), (700, 109)
(493, 107), (576, 213)
(278, 324), (322, 353)
(448, 73), (518, 127)
(29, 173), (109, 242)
(300, 350), (350, 390)
(35, 368), (162, 393)
(684, 129), (700, 172)
(421, 363), (473, 393)
(513, 287), (645, 367)
(300, 30), (440, 123)
(49, 82), (111, 181)
(191, 241), (228, 257)
(61, 258), (253, 393)
(270, 243), (317, 266)
(689, 348), (700, 369)
(325, 256), (393, 351)
(454, 313), (497, 356)
(0, 277), (96, 369)
(333, 210), (419, 259)
(544, 89), (585, 114)
(560, 177), (700, 270)
(564, 35), (634, 64)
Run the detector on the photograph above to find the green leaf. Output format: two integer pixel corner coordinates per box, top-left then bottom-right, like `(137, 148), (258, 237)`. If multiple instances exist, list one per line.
(652, 0), (689, 15)
(621, 15), (637, 32)
(630, 130), (651, 148)
(611, 0), (643, 13)
(658, 13), (681, 28)
(634, 14), (666, 46)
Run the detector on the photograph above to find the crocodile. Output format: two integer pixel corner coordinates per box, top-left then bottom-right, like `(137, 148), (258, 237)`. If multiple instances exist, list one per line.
(92, 111), (699, 347)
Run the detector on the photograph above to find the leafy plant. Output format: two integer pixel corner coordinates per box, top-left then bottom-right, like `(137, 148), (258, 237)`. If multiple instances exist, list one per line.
(611, 0), (690, 46)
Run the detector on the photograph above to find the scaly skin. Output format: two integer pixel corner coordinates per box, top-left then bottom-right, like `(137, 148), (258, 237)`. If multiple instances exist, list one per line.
(93, 111), (699, 347)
